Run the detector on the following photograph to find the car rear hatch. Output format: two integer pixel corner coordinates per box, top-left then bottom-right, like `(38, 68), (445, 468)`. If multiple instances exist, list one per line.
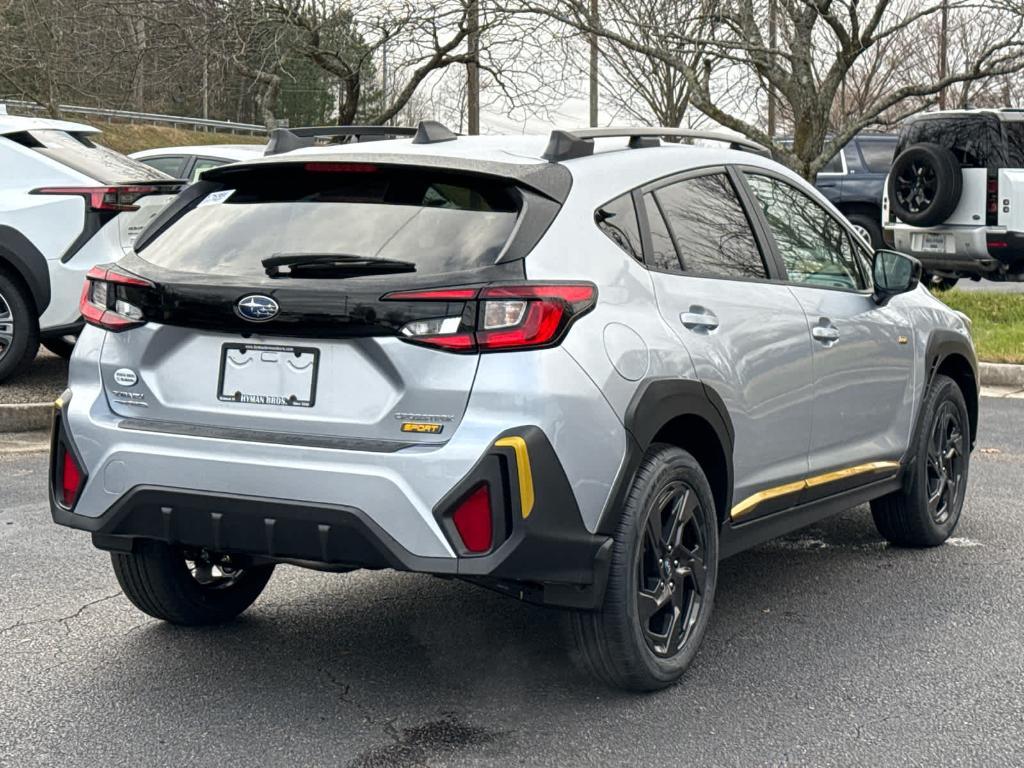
(21, 128), (184, 257)
(87, 159), (570, 446)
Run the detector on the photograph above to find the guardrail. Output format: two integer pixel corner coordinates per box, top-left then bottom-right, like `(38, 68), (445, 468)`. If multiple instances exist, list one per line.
(1, 99), (266, 135)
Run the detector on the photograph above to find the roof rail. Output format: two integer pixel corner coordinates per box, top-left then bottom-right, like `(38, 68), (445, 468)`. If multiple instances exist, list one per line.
(541, 127), (769, 162)
(266, 125), (418, 156)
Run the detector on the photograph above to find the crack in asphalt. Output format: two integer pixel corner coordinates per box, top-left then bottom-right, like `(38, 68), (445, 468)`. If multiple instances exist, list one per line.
(0, 592), (122, 637)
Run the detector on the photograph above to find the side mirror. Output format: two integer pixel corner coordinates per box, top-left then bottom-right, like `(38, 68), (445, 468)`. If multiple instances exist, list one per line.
(872, 250), (922, 305)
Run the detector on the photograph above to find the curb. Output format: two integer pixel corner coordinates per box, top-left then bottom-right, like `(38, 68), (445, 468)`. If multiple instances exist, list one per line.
(0, 402), (52, 433)
(979, 362), (1024, 388)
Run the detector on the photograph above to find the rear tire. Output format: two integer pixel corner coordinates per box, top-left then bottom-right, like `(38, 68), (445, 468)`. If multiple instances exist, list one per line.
(925, 273), (959, 291)
(111, 541), (274, 625)
(871, 374), (970, 547)
(571, 444), (718, 691)
(0, 271), (39, 384)
(888, 143), (962, 226)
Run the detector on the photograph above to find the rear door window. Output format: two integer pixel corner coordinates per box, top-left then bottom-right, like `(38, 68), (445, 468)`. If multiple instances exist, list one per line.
(20, 130), (170, 182)
(653, 172), (768, 280)
(642, 194), (682, 272)
(139, 155), (188, 177)
(137, 163), (522, 278)
(857, 139), (897, 173)
(191, 157), (227, 182)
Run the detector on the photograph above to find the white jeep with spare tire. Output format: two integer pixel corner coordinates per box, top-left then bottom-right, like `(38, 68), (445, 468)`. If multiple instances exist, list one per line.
(883, 109), (1024, 289)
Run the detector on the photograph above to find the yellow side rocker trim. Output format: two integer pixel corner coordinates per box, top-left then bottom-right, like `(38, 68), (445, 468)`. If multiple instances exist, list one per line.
(495, 436), (535, 519)
(731, 461), (901, 520)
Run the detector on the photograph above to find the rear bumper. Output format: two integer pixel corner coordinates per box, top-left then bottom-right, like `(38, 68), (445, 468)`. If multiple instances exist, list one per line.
(50, 401), (613, 609)
(885, 224), (1024, 274)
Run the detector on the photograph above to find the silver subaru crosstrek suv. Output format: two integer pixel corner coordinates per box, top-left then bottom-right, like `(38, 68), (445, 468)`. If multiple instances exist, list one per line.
(50, 123), (978, 691)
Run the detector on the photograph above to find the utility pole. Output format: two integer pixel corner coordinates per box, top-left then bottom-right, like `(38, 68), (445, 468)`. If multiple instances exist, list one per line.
(467, 0), (480, 135)
(938, 0), (949, 109)
(767, 0), (777, 138)
(589, 0), (599, 127)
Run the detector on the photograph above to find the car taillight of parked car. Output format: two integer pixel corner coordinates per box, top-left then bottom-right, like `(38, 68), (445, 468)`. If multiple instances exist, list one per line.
(382, 282), (597, 353)
(987, 179), (999, 220)
(80, 266), (151, 332)
(30, 184), (173, 212)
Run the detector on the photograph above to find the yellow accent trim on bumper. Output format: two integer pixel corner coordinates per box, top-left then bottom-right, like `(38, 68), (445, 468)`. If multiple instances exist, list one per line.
(495, 436), (535, 519)
(730, 460), (902, 521)
(54, 397), (63, 409)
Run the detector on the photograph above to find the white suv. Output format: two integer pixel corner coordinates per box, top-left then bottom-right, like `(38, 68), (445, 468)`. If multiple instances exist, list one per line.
(0, 111), (183, 381)
(883, 109), (1024, 288)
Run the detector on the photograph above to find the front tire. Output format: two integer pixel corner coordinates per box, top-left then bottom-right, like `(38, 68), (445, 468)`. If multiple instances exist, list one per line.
(846, 212), (883, 250)
(111, 542), (274, 625)
(871, 374), (970, 547)
(571, 444), (718, 691)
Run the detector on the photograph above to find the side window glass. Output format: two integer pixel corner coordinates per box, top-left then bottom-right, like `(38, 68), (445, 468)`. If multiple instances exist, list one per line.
(654, 173), (768, 279)
(141, 156), (185, 177)
(744, 173), (868, 290)
(191, 158), (226, 182)
(642, 194), (682, 272)
(596, 193), (642, 261)
(819, 151), (844, 174)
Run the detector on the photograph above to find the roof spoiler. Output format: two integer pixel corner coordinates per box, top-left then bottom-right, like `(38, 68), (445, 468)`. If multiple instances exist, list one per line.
(541, 127), (770, 162)
(265, 120), (457, 156)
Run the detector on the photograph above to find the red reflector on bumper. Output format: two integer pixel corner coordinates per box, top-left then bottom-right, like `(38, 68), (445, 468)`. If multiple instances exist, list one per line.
(61, 450), (83, 507)
(452, 485), (492, 553)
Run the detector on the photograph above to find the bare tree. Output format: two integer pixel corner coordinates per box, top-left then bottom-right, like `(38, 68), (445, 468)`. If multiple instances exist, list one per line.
(512, 0), (1024, 178)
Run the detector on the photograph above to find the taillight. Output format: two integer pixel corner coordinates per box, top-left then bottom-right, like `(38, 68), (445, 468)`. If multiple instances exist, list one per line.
(31, 185), (168, 212)
(60, 448), (83, 508)
(987, 179), (999, 222)
(452, 485), (492, 553)
(80, 265), (152, 332)
(382, 282), (597, 353)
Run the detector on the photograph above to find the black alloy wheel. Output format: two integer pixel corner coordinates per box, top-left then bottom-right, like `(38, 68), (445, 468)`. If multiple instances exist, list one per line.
(926, 400), (966, 526)
(894, 158), (938, 215)
(636, 482), (709, 658)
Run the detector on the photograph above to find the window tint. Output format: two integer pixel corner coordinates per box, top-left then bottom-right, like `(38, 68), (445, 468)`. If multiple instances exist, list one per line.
(896, 116), (1006, 169)
(1005, 123), (1024, 167)
(820, 152), (844, 174)
(138, 165), (520, 278)
(858, 139), (897, 174)
(596, 193), (642, 261)
(653, 173), (767, 280)
(141, 156), (186, 177)
(642, 194), (682, 272)
(745, 173), (867, 290)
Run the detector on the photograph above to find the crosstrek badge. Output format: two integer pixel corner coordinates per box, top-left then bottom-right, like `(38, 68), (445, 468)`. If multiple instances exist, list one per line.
(401, 422), (444, 434)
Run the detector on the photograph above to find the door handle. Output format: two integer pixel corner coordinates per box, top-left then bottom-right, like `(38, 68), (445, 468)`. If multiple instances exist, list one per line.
(680, 306), (720, 332)
(811, 320), (840, 344)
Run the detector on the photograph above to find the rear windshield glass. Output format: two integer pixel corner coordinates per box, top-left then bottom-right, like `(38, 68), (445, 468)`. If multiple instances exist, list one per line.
(137, 164), (521, 278)
(1005, 123), (1024, 167)
(896, 117), (1006, 169)
(22, 130), (170, 183)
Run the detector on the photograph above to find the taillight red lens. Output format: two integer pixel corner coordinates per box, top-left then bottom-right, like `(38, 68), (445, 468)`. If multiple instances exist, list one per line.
(452, 485), (492, 553)
(61, 449), (83, 507)
(987, 179), (999, 215)
(80, 265), (152, 332)
(383, 282), (597, 353)
(31, 185), (167, 212)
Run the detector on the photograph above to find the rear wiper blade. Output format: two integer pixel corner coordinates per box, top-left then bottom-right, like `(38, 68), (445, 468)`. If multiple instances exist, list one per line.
(262, 252), (416, 278)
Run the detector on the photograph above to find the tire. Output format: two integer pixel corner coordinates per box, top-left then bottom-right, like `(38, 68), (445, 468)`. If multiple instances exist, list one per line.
(871, 374), (970, 547)
(0, 270), (40, 384)
(888, 143), (962, 226)
(111, 541), (275, 625)
(42, 335), (78, 359)
(571, 444), (718, 691)
(846, 212), (884, 250)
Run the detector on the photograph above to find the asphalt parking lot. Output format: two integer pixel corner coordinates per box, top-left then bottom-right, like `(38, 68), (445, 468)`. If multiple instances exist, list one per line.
(2, 396), (1022, 767)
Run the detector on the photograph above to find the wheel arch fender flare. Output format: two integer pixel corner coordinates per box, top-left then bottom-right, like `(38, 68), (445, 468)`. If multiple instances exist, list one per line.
(597, 379), (735, 534)
(0, 225), (51, 315)
(918, 330), (979, 453)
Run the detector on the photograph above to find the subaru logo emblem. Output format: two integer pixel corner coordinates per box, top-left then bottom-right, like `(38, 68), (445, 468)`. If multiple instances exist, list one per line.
(235, 295), (279, 322)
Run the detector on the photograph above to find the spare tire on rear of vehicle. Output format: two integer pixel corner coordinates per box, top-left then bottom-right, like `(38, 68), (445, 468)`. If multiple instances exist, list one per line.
(888, 142), (962, 226)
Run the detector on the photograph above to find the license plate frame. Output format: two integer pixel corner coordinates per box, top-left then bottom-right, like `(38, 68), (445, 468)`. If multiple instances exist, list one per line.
(217, 343), (319, 408)
(920, 233), (947, 253)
